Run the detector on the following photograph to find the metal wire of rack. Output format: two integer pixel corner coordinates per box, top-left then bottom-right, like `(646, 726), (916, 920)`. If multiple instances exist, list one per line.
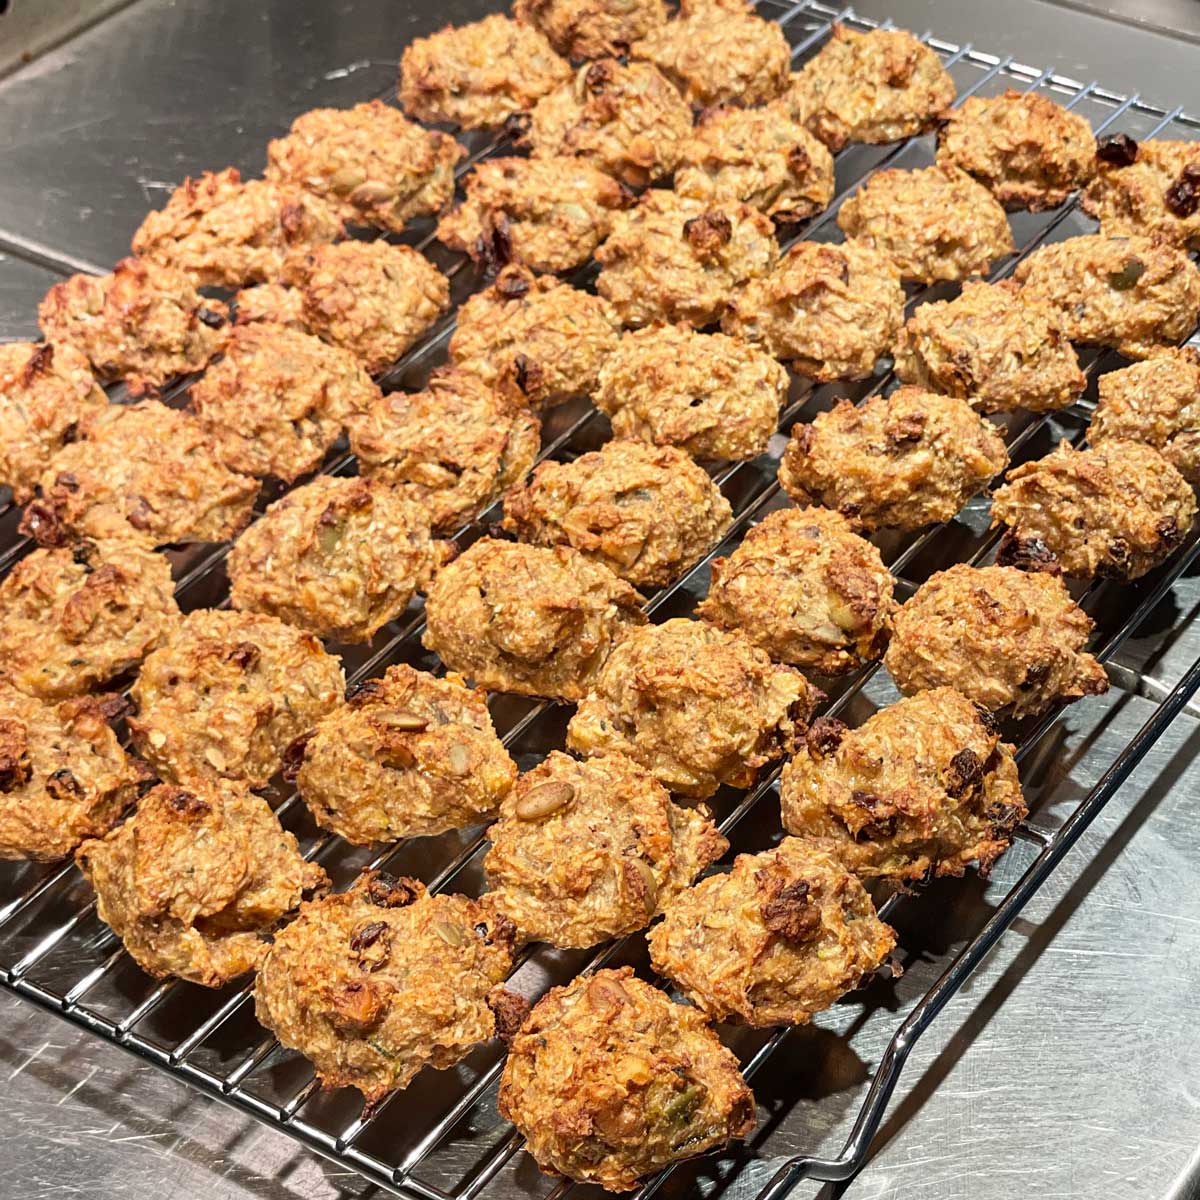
(2, 3), (1200, 1199)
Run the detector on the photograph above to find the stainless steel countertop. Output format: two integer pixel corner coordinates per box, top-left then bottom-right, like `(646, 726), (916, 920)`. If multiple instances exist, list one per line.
(2, 2), (1200, 1198)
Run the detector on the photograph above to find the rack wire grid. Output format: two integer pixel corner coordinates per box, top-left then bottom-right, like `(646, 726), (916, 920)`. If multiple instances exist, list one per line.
(2, 2), (1200, 1198)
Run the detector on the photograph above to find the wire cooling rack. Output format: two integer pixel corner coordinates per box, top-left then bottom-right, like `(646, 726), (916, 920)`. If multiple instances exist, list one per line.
(2, 3), (1200, 1198)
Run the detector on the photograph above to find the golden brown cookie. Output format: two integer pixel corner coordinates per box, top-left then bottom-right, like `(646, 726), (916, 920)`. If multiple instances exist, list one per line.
(280, 241), (450, 375)
(21, 401), (259, 549)
(595, 189), (778, 328)
(129, 608), (344, 788)
(894, 280), (1086, 414)
(936, 89), (1095, 211)
(77, 779), (328, 987)
(265, 101), (464, 234)
(1089, 348), (1200, 483)
(1082, 137), (1200, 247)
(991, 439), (1196, 581)
(837, 164), (1015, 284)
(437, 155), (629, 275)
(448, 265), (621, 409)
(0, 341), (108, 504)
(38, 257), (227, 394)
(190, 322), (379, 482)
(500, 966), (754, 1191)
(502, 439), (733, 588)
(233, 281), (307, 330)
(228, 475), (447, 643)
(778, 388), (1007, 532)
(594, 324), (788, 463)
(400, 14), (571, 129)
(130, 168), (343, 287)
(648, 837), (896, 1026)
(780, 688), (1027, 880)
(722, 239), (905, 381)
(483, 750), (726, 948)
(675, 100), (836, 224)
(0, 540), (180, 700)
(348, 368), (541, 533)
(697, 506), (896, 675)
(1012, 233), (1200, 360)
(786, 23), (955, 151)
(295, 665), (517, 843)
(514, 0), (668, 59)
(423, 537), (645, 701)
(567, 616), (818, 798)
(884, 563), (1109, 717)
(523, 58), (692, 188)
(0, 687), (145, 862)
(631, 0), (790, 108)
(254, 871), (519, 1103)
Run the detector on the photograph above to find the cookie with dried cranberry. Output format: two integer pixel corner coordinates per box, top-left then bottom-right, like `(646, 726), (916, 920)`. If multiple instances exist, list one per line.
(1082, 137), (1200, 247)
(483, 750), (727, 948)
(781, 689), (1027, 881)
(0, 540), (180, 700)
(21, 401), (259, 549)
(937, 89), (1095, 211)
(190, 322), (379, 482)
(228, 475), (448, 644)
(779, 388), (1007, 532)
(254, 871), (519, 1103)
(991, 439), (1196, 581)
(437, 155), (629, 276)
(130, 168), (343, 287)
(648, 837), (897, 1026)
(595, 189), (778, 328)
(348, 368), (541, 534)
(514, 0), (668, 60)
(129, 608), (344, 788)
(786, 23), (955, 151)
(594, 325), (788, 463)
(295, 665), (517, 843)
(424, 537), (645, 701)
(502, 439), (733, 588)
(448, 265), (620, 409)
(38, 257), (227, 394)
(0, 686), (146, 862)
(266, 101), (464, 234)
(522, 58), (691, 188)
(0, 341), (107, 504)
(697, 506), (896, 676)
(77, 779), (328, 987)
(400, 14), (571, 130)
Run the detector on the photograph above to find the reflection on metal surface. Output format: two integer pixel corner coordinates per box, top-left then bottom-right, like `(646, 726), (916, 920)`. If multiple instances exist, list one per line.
(1, 2), (1200, 1199)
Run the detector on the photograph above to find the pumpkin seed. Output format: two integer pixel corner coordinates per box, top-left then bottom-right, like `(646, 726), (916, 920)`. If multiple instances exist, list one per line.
(515, 781), (575, 821)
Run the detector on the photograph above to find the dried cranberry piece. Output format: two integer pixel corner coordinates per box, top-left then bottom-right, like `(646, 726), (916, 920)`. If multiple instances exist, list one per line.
(1095, 133), (1137, 167)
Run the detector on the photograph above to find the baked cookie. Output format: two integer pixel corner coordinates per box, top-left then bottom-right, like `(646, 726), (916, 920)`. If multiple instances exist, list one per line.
(778, 388), (1007, 532)
(595, 189), (778, 328)
(295, 665), (517, 843)
(348, 368), (541, 533)
(648, 837), (896, 1026)
(130, 168), (343, 287)
(991, 439), (1196, 581)
(697, 506), (896, 676)
(423, 537), (645, 701)
(483, 750), (727, 948)
(836, 164), (1015, 284)
(0, 686), (145, 862)
(0, 540), (180, 700)
(1082, 137), (1200, 247)
(722, 239), (904, 381)
(514, 0), (668, 59)
(77, 779), (328, 987)
(594, 324), (788, 463)
(498, 967), (755, 1191)
(129, 608), (344, 788)
(567, 616), (818, 798)
(884, 563), (1109, 717)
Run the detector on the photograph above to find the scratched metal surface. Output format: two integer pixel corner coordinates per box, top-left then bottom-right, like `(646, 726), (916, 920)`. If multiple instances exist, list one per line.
(3, 0), (1200, 1198)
